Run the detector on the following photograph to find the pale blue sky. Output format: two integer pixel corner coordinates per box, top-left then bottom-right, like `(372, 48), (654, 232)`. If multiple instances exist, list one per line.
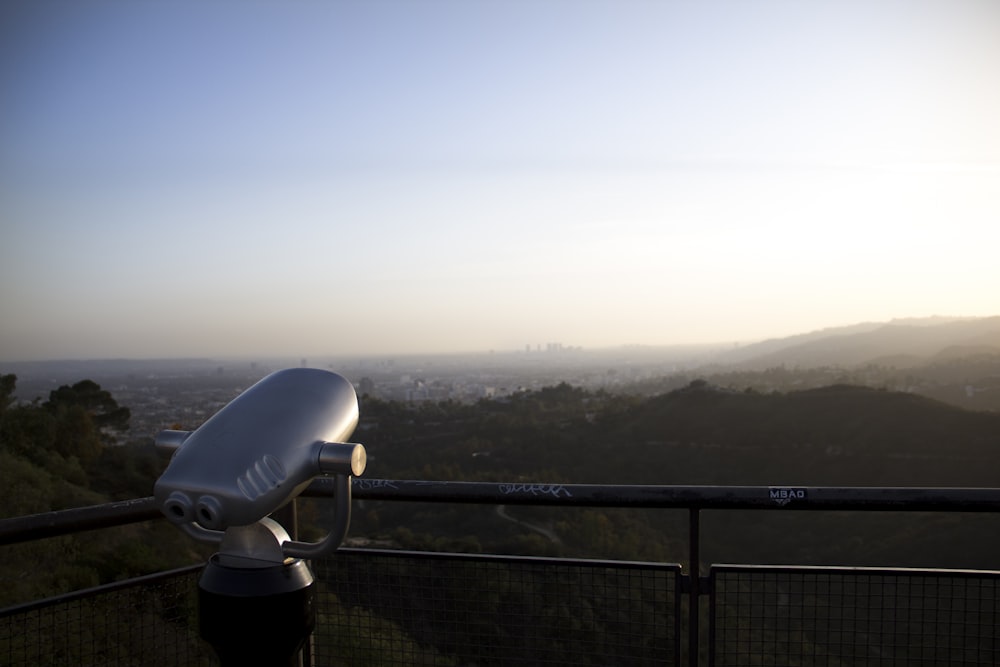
(2, 0), (998, 361)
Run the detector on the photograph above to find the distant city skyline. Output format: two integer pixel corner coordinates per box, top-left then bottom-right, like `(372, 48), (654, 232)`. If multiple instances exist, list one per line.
(2, 1), (999, 362)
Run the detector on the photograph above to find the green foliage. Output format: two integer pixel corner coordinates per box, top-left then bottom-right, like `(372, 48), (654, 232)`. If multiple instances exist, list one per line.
(45, 380), (131, 432)
(314, 555), (673, 666)
(315, 596), (457, 666)
(362, 378), (1000, 490)
(0, 448), (102, 519)
(0, 567), (209, 666)
(45, 379), (131, 450)
(1, 376), (132, 468)
(0, 375), (204, 608)
(0, 374), (15, 414)
(0, 401), (57, 464)
(86, 440), (162, 500)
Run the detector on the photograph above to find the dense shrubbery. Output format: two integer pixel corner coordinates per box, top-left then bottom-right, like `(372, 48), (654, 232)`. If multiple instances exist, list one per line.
(0, 375), (168, 517)
(0, 375), (207, 608)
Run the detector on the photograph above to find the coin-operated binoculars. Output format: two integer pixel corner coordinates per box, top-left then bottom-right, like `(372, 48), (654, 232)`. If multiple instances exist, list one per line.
(154, 368), (366, 666)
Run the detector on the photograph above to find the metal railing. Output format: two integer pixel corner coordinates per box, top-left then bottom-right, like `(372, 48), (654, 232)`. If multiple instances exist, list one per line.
(2, 480), (1000, 666)
(709, 564), (1000, 666)
(0, 565), (208, 666)
(313, 549), (681, 666)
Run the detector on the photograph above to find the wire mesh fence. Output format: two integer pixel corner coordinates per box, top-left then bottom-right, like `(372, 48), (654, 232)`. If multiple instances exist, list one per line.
(4, 482), (1000, 666)
(4, 554), (1000, 666)
(311, 548), (682, 666)
(0, 565), (210, 667)
(710, 565), (1000, 666)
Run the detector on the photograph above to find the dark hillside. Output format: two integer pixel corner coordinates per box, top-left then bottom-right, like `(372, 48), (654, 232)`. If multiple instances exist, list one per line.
(601, 383), (1000, 486)
(351, 380), (1000, 568)
(362, 381), (1000, 488)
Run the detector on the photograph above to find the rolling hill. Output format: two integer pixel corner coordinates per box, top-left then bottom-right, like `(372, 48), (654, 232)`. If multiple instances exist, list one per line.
(713, 316), (1000, 369)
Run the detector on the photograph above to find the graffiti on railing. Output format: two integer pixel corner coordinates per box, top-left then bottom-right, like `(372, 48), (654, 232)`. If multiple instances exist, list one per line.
(354, 479), (400, 491)
(498, 483), (573, 498)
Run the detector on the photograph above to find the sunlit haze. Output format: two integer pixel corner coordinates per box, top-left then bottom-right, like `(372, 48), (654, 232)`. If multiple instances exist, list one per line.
(2, 1), (998, 362)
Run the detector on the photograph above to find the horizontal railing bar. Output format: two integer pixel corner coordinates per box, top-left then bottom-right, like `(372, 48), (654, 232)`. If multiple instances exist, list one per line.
(337, 546), (683, 572)
(710, 563), (1000, 578)
(0, 497), (160, 546)
(337, 479), (1000, 511)
(0, 563), (204, 617)
(3, 481), (1000, 546)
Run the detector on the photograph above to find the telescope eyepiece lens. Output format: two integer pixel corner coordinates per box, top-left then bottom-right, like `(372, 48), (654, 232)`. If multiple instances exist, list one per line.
(164, 491), (193, 523)
(196, 495), (224, 530)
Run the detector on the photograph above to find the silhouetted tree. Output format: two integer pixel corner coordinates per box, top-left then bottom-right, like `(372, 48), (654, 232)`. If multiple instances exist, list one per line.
(0, 373), (15, 415)
(45, 379), (131, 440)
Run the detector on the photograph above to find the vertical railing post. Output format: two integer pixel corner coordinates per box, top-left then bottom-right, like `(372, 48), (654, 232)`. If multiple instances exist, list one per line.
(689, 507), (701, 667)
(272, 500), (310, 667)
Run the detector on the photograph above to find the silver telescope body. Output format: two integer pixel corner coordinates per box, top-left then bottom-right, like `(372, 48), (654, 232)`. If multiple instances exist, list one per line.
(154, 367), (365, 559)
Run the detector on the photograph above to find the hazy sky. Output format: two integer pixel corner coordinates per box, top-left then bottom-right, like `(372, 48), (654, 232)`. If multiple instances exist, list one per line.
(2, 0), (998, 361)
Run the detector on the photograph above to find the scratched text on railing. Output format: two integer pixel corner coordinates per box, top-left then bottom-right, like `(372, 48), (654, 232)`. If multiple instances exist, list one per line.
(354, 479), (400, 491)
(498, 484), (573, 498)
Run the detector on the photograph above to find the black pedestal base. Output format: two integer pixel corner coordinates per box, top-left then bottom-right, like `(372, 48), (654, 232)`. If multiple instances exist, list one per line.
(199, 556), (315, 666)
